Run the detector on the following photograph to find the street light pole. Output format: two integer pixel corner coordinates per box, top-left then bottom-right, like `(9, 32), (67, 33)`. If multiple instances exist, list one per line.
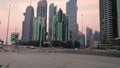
(81, 14), (84, 34)
(6, 4), (11, 46)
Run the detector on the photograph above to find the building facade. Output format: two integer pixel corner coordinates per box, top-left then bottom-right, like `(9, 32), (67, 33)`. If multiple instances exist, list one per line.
(99, 0), (118, 43)
(32, 17), (46, 42)
(93, 31), (100, 48)
(52, 9), (68, 41)
(94, 31), (100, 41)
(78, 31), (85, 48)
(37, 0), (47, 41)
(86, 27), (93, 47)
(117, 0), (120, 38)
(22, 5), (34, 42)
(48, 3), (57, 41)
(66, 0), (78, 41)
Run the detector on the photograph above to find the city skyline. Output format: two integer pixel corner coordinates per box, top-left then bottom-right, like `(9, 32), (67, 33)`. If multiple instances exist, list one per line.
(0, 0), (99, 43)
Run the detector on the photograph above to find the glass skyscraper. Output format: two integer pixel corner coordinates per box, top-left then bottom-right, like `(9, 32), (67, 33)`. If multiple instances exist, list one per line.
(22, 5), (34, 42)
(37, 0), (47, 41)
(48, 3), (57, 41)
(66, 0), (78, 41)
(86, 27), (93, 47)
(52, 9), (68, 41)
(117, 0), (120, 38)
(99, 0), (118, 43)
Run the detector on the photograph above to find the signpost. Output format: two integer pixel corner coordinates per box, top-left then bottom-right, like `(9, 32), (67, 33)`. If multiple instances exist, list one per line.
(11, 32), (19, 54)
(11, 33), (19, 42)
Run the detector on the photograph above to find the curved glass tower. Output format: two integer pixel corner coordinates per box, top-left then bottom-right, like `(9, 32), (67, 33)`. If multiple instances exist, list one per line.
(22, 5), (34, 42)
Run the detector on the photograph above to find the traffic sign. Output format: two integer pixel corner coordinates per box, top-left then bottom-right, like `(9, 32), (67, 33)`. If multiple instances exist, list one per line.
(11, 33), (19, 42)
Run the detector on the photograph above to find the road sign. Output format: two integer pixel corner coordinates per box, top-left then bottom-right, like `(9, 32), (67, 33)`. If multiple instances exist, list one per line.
(11, 33), (19, 42)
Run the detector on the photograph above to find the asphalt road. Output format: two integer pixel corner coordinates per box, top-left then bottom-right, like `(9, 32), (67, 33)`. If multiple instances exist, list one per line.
(0, 48), (120, 68)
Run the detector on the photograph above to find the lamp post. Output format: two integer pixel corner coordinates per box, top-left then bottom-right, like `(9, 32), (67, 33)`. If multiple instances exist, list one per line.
(81, 14), (84, 48)
(5, 4), (12, 46)
(81, 14), (84, 34)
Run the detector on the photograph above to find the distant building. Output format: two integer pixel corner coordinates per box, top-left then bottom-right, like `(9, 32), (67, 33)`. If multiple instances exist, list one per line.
(32, 17), (45, 42)
(32, 17), (39, 41)
(37, 0), (47, 41)
(86, 27), (93, 47)
(52, 9), (68, 41)
(22, 5), (34, 42)
(99, 0), (118, 43)
(66, 0), (78, 41)
(48, 3), (57, 41)
(78, 31), (85, 48)
(94, 31), (100, 41)
(92, 31), (100, 47)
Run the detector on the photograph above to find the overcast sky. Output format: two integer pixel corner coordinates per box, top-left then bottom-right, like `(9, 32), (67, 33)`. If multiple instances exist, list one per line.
(0, 0), (99, 43)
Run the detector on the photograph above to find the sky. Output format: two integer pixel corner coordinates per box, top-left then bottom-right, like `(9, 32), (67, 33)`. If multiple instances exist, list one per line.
(0, 0), (99, 44)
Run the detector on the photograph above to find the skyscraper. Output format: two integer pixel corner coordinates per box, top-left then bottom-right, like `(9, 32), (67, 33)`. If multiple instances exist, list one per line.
(99, 0), (118, 43)
(117, 0), (120, 38)
(22, 5), (34, 42)
(78, 31), (85, 48)
(48, 3), (57, 41)
(66, 0), (78, 41)
(86, 27), (93, 47)
(94, 31), (100, 41)
(37, 0), (47, 41)
(52, 9), (68, 41)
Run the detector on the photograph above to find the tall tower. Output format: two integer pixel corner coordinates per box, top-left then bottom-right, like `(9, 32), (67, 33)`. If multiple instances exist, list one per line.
(117, 0), (120, 38)
(37, 0), (47, 41)
(22, 5), (34, 42)
(99, 0), (118, 43)
(66, 0), (78, 41)
(86, 27), (93, 47)
(48, 3), (57, 41)
(52, 9), (68, 41)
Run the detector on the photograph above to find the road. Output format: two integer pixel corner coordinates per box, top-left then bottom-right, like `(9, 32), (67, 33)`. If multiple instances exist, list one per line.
(0, 48), (120, 68)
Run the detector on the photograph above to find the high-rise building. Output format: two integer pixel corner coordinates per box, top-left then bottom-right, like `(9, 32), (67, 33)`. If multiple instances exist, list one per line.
(32, 17), (45, 42)
(66, 0), (78, 41)
(86, 27), (93, 47)
(99, 0), (118, 43)
(117, 0), (120, 38)
(77, 31), (85, 48)
(48, 3), (57, 41)
(94, 31), (100, 41)
(93, 31), (100, 48)
(37, 0), (47, 41)
(52, 9), (68, 41)
(22, 5), (34, 42)
(32, 17), (39, 41)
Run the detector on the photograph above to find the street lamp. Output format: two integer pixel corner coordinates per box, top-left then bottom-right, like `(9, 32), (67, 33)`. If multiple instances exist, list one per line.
(5, 4), (12, 46)
(81, 14), (84, 34)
